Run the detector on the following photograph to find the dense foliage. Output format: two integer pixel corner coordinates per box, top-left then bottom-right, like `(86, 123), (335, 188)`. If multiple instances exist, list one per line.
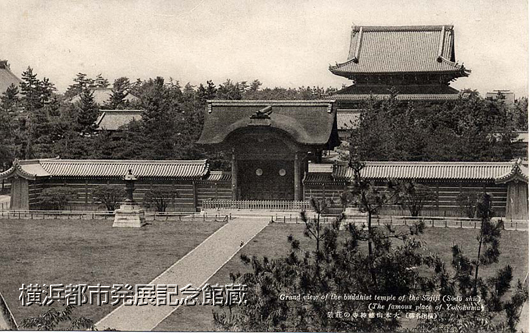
(0, 71), (338, 171)
(213, 198), (437, 332)
(347, 91), (527, 162)
(0, 68), (526, 172)
(213, 190), (528, 333)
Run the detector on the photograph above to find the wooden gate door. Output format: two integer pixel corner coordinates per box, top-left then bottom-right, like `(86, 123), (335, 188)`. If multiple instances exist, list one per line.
(239, 160), (294, 200)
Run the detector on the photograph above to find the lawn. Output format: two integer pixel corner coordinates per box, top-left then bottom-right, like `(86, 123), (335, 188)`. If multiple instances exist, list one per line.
(0, 218), (226, 327)
(155, 222), (529, 331)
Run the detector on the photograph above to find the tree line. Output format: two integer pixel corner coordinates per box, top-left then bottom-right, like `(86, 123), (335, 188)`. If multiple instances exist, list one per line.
(347, 89), (528, 162)
(0, 67), (527, 172)
(0, 68), (338, 171)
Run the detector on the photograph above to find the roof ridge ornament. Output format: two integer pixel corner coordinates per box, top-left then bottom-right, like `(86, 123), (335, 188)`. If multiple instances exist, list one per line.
(495, 159), (529, 184)
(250, 105), (273, 119)
(437, 25), (446, 62)
(248, 105), (273, 127)
(352, 26), (363, 63)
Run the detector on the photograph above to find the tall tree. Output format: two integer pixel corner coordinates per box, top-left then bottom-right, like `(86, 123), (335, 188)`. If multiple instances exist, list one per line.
(75, 88), (99, 135)
(108, 77), (131, 109)
(0, 84), (19, 168)
(65, 73), (94, 98)
(138, 77), (178, 159)
(19, 67), (56, 159)
(417, 193), (528, 333)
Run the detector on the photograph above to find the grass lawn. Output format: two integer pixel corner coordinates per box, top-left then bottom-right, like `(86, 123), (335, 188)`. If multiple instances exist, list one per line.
(0, 218), (226, 327)
(155, 223), (529, 331)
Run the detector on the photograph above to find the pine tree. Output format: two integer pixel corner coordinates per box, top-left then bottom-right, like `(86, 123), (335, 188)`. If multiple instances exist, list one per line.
(417, 193), (529, 332)
(75, 88), (99, 135)
(108, 77), (131, 109)
(64, 73), (94, 98)
(0, 86), (17, 168)
(138, 77), (178, 159)
(94, 73), (109, 88)
(19, 67), (56, 159)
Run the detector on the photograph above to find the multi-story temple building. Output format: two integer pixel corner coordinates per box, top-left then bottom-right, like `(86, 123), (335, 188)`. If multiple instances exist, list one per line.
(329, 25), (470, 137)
(0, 25), (527, 220)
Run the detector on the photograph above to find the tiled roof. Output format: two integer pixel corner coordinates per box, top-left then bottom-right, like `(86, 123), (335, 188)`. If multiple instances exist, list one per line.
(332, 83), (461, 102)
(0, 159), (209, 180)
(336, 111), (360, 130)
(96, 110), (143, 131)
(71, 88), (139, 106)
(308, 163), (334, 173)
(495, 160), (529, 184)
(333, 94), (461, 101)
(303, 161), (528, 183)
(0, 61), (21, 93)
(334, 84), (460, 95)
(333, 161), (526, 181)
(198, 100), (340, 148)
(304, 172), (338, 183)
(329, 25), (469, 78)
(204, 171), (231, 181)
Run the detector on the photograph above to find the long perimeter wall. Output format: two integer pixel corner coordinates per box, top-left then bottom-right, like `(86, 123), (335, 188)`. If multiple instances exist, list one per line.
(26, 178), (232, 212)
(303, 180), (509, 218)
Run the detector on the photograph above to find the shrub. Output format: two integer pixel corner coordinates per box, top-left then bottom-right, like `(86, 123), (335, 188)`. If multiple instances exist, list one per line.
(398, 181), (436, 216)
(38, 187), (77, 210)
(143, 187), (178, 212)
(456, 191), (480, 218)
(92, 185), (125, 211)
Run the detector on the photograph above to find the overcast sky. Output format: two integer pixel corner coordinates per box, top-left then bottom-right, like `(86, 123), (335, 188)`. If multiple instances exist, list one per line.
(0, 0), (527, 97)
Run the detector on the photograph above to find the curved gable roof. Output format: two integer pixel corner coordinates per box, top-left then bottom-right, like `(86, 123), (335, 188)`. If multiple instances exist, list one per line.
(197, 100), (339, 148)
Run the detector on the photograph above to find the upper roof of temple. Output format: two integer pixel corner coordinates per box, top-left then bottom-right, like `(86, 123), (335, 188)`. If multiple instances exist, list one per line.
(329, 25), (470, 82)
(0, 60), (21, 93)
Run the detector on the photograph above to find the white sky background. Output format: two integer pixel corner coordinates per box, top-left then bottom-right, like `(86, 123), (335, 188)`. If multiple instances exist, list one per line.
(0, 0), (528, 97)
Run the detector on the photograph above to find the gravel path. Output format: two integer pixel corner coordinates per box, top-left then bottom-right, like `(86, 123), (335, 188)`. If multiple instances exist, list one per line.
(95, 217), (270, 331)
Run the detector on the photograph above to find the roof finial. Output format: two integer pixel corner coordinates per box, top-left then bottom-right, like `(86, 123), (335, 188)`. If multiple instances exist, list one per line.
(353, 26), (363, 63)
(437, 25), (445, 62)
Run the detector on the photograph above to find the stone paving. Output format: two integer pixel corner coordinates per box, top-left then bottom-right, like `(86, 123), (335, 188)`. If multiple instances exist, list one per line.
(95, 217), (270, 331)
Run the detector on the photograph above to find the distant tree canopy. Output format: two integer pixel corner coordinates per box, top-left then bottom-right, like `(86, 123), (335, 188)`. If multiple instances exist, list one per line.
(0, 68), (526, 167)
(348, 91), (525, 162)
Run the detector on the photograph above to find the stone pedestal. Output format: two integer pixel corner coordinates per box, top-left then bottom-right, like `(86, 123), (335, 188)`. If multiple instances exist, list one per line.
(113, 204), (146, 228)
(340, 207), (368, 230)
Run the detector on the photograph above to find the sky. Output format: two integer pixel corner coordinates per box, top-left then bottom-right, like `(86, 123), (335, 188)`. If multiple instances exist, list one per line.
(0, 0), (528, 97)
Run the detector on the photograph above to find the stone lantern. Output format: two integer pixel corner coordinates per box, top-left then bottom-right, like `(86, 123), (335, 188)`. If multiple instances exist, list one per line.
(112, 169), (146, 228)
(124, 169), (137, 204)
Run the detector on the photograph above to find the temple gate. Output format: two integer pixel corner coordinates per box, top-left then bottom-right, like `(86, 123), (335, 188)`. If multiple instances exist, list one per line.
(197, 100), (340, 201)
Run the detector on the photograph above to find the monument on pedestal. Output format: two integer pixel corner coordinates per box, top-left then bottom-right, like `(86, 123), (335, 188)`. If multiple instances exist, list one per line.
(113, 169), (146, 228)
